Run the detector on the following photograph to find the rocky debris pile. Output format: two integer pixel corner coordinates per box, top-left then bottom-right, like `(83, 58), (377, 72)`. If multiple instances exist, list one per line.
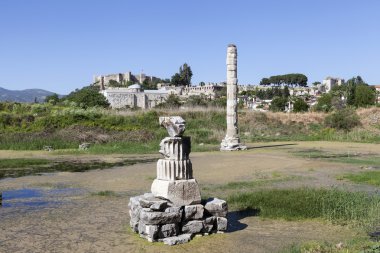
(79, 142), (91, 150)
(43, 145), (54, 152)
(129, 193), (228, 245)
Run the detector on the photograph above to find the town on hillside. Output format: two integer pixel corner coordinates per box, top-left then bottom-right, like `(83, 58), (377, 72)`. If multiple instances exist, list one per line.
(93, 67), (380, 112)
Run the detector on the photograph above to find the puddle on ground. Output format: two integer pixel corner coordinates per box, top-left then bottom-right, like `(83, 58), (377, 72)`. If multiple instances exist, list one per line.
(0, 188), (84, 208)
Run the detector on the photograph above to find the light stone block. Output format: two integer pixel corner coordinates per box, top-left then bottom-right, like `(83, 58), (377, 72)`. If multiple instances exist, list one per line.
(162, 234), (193, 246)
(184, 204), (204, 221)
(151, 179), (201, 206)
(216, 217), (228, 231)
(139, 209), (181, 225)
(204, 198), (228, 217)
(159, 223), (179, 238)
(181, 220), (204, 234)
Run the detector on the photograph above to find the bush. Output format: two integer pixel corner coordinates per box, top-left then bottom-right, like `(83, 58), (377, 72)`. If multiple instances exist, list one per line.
(355, 84), (376, 107)
(269, 96), (287, 112)
(156, 94), (181, 108)
(292, 98), (309, 112)
(324, 108), (360, 131)
(314, 93), (333, 112)
(64, 86), (109, 108)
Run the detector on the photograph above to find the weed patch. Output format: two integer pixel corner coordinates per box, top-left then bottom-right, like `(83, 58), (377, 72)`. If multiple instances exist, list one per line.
(228, 188), (380, 229)
(342, 171), (380, 187)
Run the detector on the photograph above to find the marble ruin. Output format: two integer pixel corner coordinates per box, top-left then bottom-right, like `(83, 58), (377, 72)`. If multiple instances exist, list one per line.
(129, 116), (228, 245)
(220, 44), (247, 151)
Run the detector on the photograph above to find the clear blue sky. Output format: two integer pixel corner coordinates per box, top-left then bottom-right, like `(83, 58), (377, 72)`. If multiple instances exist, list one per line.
(0, 0), (379, 94)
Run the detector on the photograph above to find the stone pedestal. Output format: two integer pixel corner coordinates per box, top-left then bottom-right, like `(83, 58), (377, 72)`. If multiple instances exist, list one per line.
(151, 179), (201, 206)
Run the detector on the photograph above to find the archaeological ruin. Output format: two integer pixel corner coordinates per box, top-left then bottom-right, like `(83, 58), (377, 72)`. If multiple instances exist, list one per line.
(128, 116), (228, 245)
(220, 44), (247, 151)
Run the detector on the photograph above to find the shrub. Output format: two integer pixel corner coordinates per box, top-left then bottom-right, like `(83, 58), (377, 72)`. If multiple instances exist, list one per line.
(314, 93), (333, 112)
(156, 94), (181, 108)
(324, 108), (360, 131)
(64, 86), (109, 108)
(269, 96), (287, 112)
(355, 84), (376, 107)
(293, 98), (309, 112)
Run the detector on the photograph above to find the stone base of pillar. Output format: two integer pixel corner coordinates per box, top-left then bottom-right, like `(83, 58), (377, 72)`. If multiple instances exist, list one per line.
(151, 179), (201, 206)
(220, 137), (247, 151)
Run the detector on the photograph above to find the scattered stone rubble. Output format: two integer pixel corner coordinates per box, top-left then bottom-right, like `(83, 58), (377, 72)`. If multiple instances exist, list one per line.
(129, 116), (228, 245)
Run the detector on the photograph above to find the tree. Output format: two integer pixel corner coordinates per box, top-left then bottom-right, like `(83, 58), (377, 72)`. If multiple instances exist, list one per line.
(293, 98), (309, 112)
(283, 86), (290, 98)
(345, 76), (367, 106)
(260, 78), (271, 86)
(45, 93), (60, 105)
(171, 63), (193, 86)
(199, 82), (205, 86)
(269, 96), (287, 112)
(261, 74), (308, 87)
(179, 63), (193, 86)
(171, 73), (182, 86)
(65, 86), (109, 108)
(354, 84), (376, 107)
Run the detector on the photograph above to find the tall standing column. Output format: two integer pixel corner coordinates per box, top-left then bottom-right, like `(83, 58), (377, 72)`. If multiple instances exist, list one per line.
(220, 44), (247, 151)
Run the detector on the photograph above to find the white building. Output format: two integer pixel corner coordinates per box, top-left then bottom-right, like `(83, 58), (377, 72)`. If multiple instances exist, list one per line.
(322, 77), (344, 93)
(101, 84), (170, 109)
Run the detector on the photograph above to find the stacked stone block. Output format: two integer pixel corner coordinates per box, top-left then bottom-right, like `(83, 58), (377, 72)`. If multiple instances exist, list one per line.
(129, 194), (228, 245)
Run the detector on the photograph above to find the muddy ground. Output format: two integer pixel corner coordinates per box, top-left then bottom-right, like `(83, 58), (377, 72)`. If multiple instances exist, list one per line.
(0, 141), (379, 253)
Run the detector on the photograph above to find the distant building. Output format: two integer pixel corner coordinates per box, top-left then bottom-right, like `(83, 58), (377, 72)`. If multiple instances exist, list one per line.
(94, 71), (160, 90)
(374, 85), (380, 102)
(101, 84), (170, 109)
(182, 84), (225, 99)
(322, 77), (344, 93)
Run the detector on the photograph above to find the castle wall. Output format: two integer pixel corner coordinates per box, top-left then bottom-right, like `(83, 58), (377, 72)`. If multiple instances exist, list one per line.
(102, 89), (169, 109)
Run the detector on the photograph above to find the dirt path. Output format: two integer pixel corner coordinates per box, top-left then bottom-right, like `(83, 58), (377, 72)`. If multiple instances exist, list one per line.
(0, 141), (378, 252)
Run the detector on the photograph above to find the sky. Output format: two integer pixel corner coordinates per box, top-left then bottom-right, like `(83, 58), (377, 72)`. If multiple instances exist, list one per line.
(0, 0), (379, 94)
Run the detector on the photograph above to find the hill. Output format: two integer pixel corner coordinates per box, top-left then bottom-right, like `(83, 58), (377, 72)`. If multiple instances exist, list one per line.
(0, 87), (59, 102)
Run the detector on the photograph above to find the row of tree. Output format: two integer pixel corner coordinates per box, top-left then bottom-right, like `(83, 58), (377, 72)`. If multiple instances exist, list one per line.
(260, 74), (308, 87)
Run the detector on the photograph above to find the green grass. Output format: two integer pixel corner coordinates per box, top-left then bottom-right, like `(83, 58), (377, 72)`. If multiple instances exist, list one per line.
(228, 188), (380, 229)
(0, 158), (50, 168)
(343, 171), (380, 187)
(91, 190), (117, 197)
(216, 175), (299, 190)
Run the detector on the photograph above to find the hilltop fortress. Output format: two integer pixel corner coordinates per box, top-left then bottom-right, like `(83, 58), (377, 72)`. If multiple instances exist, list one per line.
(95, 71), (225, 109)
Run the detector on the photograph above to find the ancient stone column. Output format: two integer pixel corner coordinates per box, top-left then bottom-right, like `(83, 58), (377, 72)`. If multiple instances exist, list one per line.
(220, 44), (247, 151)
(151, 116), (201, 206)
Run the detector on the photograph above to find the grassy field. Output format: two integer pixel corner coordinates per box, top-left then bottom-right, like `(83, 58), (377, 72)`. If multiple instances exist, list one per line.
(1, 104), (380, 151)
